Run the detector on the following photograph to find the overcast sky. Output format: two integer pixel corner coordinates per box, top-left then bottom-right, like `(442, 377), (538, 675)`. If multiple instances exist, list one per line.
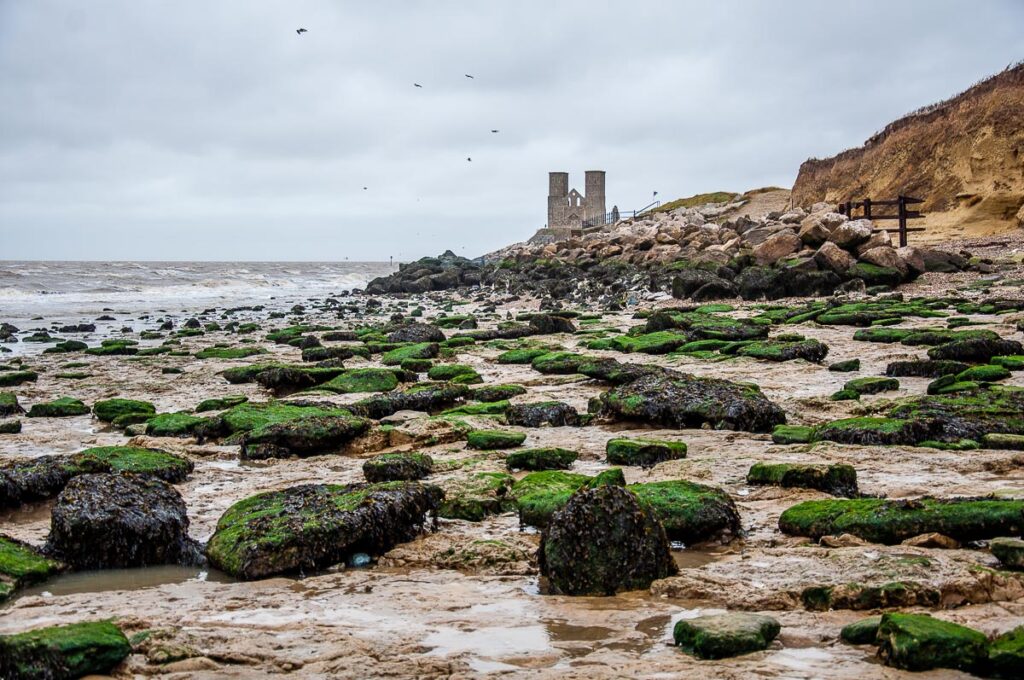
(1, 1), (1022, 262)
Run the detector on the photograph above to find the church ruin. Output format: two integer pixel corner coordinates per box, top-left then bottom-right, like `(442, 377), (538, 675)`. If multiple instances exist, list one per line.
(546, 171), (614, 237)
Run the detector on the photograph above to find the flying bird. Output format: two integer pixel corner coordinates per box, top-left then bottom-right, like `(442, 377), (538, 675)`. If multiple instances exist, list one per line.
(491, 129), (499, 133)
(413, 83), (423, 88)
(363, 187), (368, 190)
(466, 157), (472, 162)
(465, 74), (474, 79)
(296, 28), (307, 35)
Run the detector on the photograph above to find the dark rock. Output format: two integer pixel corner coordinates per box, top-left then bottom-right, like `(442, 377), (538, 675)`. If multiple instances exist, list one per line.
(506, 401), (580, 427)
(387, 323), (446, 344)
(0, 621), (131, 680)
(362, 453), (433, 482)
(674, 612), (781, 659)
(527, 314), (576, 335)
(241, 414), (371, 459)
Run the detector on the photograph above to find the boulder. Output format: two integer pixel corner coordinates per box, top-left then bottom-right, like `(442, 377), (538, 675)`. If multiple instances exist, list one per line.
(859, 246), (908, 276)
(828, 219), (873, 250)
(0, 392), (23, 417)
(876, 613), (988, 673)
(814, 241), (856, 274)
(46, 473), (202, 569)
(362, 452), (433, 482)
(752, 230), (801, 265)
(896, 246), (926, 276)
(605, 438), (686, 467)
(673, 613), (780, 659)
(797, 218), (832, 248)
(747, 462), (857, 497)
(538, 485), (677, 595)
(506, 401), (580, 427)
(528, 314), (576, 335)
(990, 537), (1024, 569)
(505, 448), (578, 471)
(920, 248), (967, 273)
(241, 413), (372, 459)
(206, 482), (442, 579)
(387, 323), (445, 344)
(855, 229), (892, 255)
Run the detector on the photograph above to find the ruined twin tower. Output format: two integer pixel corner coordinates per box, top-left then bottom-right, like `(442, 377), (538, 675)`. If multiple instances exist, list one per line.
(546, 170), (608, 234)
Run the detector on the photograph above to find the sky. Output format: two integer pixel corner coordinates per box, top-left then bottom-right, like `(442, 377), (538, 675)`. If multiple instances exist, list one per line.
(1, 1), (1022, 262)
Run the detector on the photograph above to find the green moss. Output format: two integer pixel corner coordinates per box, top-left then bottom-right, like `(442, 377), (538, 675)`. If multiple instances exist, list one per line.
(653, 191), (738, 213)
(530, 351), (596, 374)
(495, 348), (549, 364)
(0, 536), (62, 600)
(605, 437), (687, 467)
(320, 368), (400, 394)
(194, 346), (268, 360)
(829, 388), (860, 401)
(42, 340), (88, 354)
(511, 470), (590, 527)
(853, 328), (912, 343)
(441, 400), (510, 416)
(400, 358), (433, 372)
(427, 364), (481, 382)
(609, 331), (690, 354)
(145, 411), (211, 437)
(79, 446), (193, 481)
(92, 398), (156, 423)
(992, 355), (1024, 371)
(84, 340), (138, 356)
(779, 497), (1024, 544)
(736, 339), (829, 363)
(466, 429), (526, 450)
(362, 452), (433, 483)
(673, 613), (780, 660)
(0, 419), (20, 434)
(981, 433), (1024, 450)
(771, 424), (815, 444)
(957, 364), (1011, 383)
(630, 480), (740, 544)
(829, 359), (860, 372)
(0, 620), (131, 679)
(505, 447), (577, 471)
(989, 625), (1024, 677)
(876, 612), (988, 672)
(25, 397), (88, 418)
(380, 342), (439, 366)
(220, 401), (351, 435)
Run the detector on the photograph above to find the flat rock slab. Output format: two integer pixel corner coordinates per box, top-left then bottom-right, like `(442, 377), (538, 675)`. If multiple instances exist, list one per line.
(673, 612), (780, 659)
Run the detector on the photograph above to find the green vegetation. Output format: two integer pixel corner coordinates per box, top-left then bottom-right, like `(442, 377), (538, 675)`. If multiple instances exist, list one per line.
(469, 384), (527, 402)
(466, 429), (526, 450)
(605, 437), (687, 467)
(510, 470), (590, 527)
(439, 472), (515, 521)
(320, 368), (400, 394)
(840, 616), (882, 645)
(495, 348), (550, 364)
(0, 536), (62, 602)
(79, 446), (193, 482)
(505, 447), (577, 471)
(673, 613), (780, 660)
(145, 411), (211, 437)
(844, 377), (899, 395)
(194, 346), (268, 360)
(530, 351), (595, 374)
(92, 398), (156, 423)
(362, 452), (433, 483)
(195, 395), (248, 412)
(630, 480), (740, 544)
(26, 397), (89, 418)
(746, 462), (857, 497)
(441, 400), (510, 416)
(0, 371), (38, 387)
(381, 342), (439, 366)
(652, 191), (738, 213)
(771, 424), (815, 444)
(0, 620), (131, 679)
(876, 613), (988, 673)
(427, 364), (481, 382)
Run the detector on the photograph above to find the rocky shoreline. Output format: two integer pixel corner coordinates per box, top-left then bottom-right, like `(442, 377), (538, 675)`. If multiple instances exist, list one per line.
(1, 232), (1023, 677)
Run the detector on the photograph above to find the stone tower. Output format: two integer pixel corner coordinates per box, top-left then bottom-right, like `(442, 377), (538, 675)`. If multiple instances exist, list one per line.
(583, 170), (606, 226)
(546, 170), (607, 232)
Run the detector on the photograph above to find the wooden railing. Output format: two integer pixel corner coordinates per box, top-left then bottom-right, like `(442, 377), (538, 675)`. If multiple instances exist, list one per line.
(838, 195), (925, 247)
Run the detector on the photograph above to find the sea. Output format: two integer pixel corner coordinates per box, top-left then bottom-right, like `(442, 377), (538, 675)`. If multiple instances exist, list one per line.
(0, 261), (396, 352)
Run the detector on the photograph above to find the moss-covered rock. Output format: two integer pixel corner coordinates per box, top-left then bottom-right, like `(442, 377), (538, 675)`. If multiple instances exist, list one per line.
(351, 383), (470, 419)
(466, 429), (526, 450)
(531, 351), (595, 375)
(0, 620), (131, 680)
(195, 346), (267, 360)
(359, 450), (434, 482)
(0, 371), (37, 388)
(26, 397), (89, 418)
(747, 462), (857, 497)
(92, 398), (156, 423)
(990, 537), (1024, 570)
(145, 411), (211, 438)
(505, 448), (577, 471)
(469, 384), (527, 402)
(609, 331), (691, 355)
(813, 417), (931, 446)
(992, 355), (1024, 371)
(595, 367), (785, 433)
(0, 454), (110, 508)
(438, 472), (515, 521)
(885, 359), (969, 378)
(0, 419), (20, 435)
(673, 612), (780, 660)
(539, 485), (677, 596)
(0, 535), (62, 602)
(737, 339), (829, 363)
(605, 438), (687, 467)
(829, 359), (860, 372)
(989, 625), (1024, 678)
(957, 364), (1012, 383)
(241, 413), (371, 459)
(853, 327), (913, 343)
(843, 377), (899, 395)
(982, 433), (1024, 450)
(876, 612), (988, 673)
(928, 337), (1024, 363)
(505, 401), (579, 427)
(78, 446), (193, 482)
(630, 480), (741, 545)
(84, 339), (138, 356)
(496, 347), (551, 364)
(840, 616), (882, 645)
(771, 424), (815, 444)
(888, 386), (1024, 442)
(400, 358), (433, 373)
(0, 392), (23, 417)
(426, 364), (481, 382)
(46, 473), (201, 569)
(42, 339), (88, 354)
(779, 497), (1024, 544)
(206, 482), (442, 579)
(511, 470), (590, 527)
(441, 400), (510, 416)
(194, 395), (248, 412)
(381, 342), (439, 366)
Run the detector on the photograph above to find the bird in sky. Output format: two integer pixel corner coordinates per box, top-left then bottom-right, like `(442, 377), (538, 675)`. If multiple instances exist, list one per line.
(465, 74), (474, 79)
(413, 83), (423, 88)
(296, 28), (307, 35)
(466, 157), (472, 162)
(363, 187), (368, 190)
(491, 129), (499, 133)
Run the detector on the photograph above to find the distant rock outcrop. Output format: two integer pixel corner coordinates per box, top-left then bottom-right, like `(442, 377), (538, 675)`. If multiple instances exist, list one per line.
(793, 62), (1024, 238)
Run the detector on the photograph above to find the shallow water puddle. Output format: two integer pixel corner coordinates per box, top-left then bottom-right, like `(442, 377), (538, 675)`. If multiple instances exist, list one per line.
(11, 565), (235, 603)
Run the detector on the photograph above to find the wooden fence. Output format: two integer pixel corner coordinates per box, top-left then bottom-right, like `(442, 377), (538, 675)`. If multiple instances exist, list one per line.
(837, 195), (925, 247)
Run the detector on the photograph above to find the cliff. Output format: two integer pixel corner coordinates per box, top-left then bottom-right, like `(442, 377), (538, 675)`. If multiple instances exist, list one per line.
(792, 62), (1024, 240)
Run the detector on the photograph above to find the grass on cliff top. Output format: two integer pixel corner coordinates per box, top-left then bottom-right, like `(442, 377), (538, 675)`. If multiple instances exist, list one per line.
(651, 191), (739, 213)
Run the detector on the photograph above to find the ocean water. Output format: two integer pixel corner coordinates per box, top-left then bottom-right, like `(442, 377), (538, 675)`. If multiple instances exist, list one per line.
(0, 261), (396, 320)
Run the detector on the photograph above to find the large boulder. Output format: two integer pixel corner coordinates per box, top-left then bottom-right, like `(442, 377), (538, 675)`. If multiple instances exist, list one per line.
(798, 218), (832, 248)
(527, 314), (576, 335)
(828, 219), (873, 250)
(46, 473), (202, 569)
(814, 241), (856, 274)
(859, 246), (908, 277)
(876, 613), (988, 673)
(595, 367), (785, 433)
(240, 413), (372, 459)
(538, 485), (677, 595)
(206, 482), (442, 579)
(505, 401), (580, 427)
(752, 230), (801, 265)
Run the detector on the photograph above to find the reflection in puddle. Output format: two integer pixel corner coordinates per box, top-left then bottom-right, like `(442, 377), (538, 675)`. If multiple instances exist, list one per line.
(11, 564), (235, 602)
(423, 624), (550, 657)
(0, 500), (53, 525)
(672, 547), (731, 570)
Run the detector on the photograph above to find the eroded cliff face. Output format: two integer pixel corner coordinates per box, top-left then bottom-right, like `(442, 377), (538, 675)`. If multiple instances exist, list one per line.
(793, 63), (1024, 240)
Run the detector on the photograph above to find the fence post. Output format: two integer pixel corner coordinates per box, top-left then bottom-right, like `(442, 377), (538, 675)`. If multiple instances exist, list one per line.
(897, 195), (908, 247)
(863, 197), (872, 221)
